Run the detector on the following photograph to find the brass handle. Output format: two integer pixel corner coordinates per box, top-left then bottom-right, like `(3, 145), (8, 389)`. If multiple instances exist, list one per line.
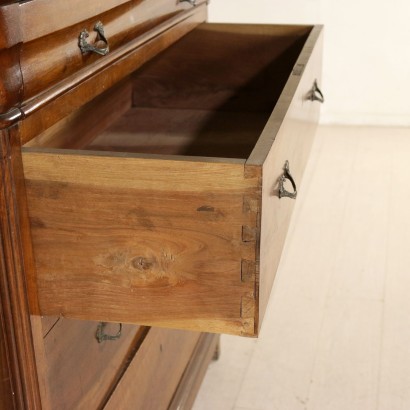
(179, 0), (196, 6)
(79, 21), (109, 56)
(309, 79), (324, 103)
(96, 322), (122, 343)
(279, 161), (297, 199)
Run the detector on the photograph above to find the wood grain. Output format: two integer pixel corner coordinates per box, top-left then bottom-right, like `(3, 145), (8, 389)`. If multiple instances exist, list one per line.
(247, 25), (324, 166)
(0, 44), (23, 113)
(131, 23), (311, 112)
(43, 319), (146, 410)
(253, 27), (323, 330)
(0, 0), (131, 47)
(19, 4), (207, 144)
(19, 0), (200, 101)
(104, 328), (201, 409)
(87, 107), (269, 159)
(169, 333), (219, 410)
(22, 24), (322, 337)
(23, 150), (259, 336)
(22, 149), (251, 192)
(0, 126), (42, 409)
(26, 80), (132, 150)
(0, 301), (15, 410)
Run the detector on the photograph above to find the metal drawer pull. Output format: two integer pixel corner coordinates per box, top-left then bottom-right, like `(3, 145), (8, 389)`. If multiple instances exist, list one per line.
(179, 0), (197, 6)
(279, 160), (297, 199)
(79, 21), (109, 56)
(309, 79), (324, 103)
(96, 322), (122, 343)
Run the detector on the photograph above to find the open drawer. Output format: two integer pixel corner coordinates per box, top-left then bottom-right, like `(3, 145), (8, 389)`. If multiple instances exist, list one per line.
(22, 23), (323, 337)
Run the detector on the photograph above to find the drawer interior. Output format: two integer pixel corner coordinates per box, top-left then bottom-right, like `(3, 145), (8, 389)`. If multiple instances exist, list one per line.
(25, 23), (312, 159)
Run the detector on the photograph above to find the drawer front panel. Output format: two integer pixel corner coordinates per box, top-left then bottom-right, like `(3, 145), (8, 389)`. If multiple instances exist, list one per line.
(256, 27), (323, 329)
(104, 328), (201, 410)
(0, 0), (131, 48)
(43, 318), (145, 409)
(19, 0), (198, 102)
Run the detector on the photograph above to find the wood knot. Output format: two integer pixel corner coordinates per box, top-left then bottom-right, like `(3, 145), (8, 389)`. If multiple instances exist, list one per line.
(131, 257), (155, 271)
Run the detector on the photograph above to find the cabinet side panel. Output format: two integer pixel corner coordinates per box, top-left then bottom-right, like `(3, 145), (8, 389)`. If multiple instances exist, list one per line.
(0, 302), (15, 410)
(0, 127), (42, 409)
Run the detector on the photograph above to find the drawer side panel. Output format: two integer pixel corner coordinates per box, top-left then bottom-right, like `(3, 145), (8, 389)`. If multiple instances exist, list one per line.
(22, 152), (259, 336)
(257, 27), (323, 330)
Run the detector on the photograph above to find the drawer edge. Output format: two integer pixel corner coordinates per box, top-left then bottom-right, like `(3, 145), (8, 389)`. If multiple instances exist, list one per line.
(246, 24), (323, 167)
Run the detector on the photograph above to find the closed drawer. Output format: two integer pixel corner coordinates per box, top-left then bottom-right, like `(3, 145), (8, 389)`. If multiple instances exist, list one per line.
(22, 23), (323, 337)
(41, 318), (146, 409)
(0, 0), (203, 111)
(104, 328), (202, 410)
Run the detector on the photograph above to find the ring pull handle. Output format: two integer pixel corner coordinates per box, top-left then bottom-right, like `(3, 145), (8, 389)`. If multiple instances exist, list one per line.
(179, 0), (197, 6)
(279, 160), (297, 199)
(79, 21), (109, 56)
(95, 322), (122, 343)
(309, 79), (324, 103)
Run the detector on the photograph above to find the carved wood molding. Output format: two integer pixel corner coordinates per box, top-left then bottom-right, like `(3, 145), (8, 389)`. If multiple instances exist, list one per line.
(0, 126), (41, 409)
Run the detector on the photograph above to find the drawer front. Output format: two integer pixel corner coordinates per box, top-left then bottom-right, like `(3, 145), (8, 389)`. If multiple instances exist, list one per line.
(104, 328), (201, 410)
(0, 0), (132, 48)
(42, 318), (145, 409)
(255, 27), (324, 329)
(0, 0), (132, 112)
(19, 0), (200, 102)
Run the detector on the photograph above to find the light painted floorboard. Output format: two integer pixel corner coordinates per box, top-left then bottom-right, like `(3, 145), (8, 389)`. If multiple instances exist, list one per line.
(193, 125), (410, 410)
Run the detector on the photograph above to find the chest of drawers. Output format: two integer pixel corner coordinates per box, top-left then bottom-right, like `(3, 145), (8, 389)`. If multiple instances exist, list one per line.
(0, 1), (323, 408)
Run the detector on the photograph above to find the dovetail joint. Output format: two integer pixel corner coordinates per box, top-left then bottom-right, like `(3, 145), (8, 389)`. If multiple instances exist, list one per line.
(242, 225), (258, 242)
(243, 196), (260, 214)
(240, 296), (255, 319)
(241, 259), (257, 282)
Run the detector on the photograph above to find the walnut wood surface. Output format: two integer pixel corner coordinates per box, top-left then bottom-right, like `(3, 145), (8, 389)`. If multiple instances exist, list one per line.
(0, 4), (325, 409)
(251, 26), (323, 330)
(23, 150), (259, 336)
(22, 24), (322, 337)
(0, 0), (131, 47)
(19, 0), (195, 102)
(26, 80), (132, 150)
(0, 43), (23, 114)
(43, 319), (146, 409)
(104, 328), (201, 409)
(87, 107), (269, 158)
(0, 127), (41, 408)
(19, 4), (207, 144)
(131, 23), (311, 112)
(169, 333), (219, 410)
(0, 301), (15, 410)
(0, 1), (206, 116)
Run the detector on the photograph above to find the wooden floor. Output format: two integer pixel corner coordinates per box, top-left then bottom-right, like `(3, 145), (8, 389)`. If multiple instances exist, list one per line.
(193, 125), (410, 410)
